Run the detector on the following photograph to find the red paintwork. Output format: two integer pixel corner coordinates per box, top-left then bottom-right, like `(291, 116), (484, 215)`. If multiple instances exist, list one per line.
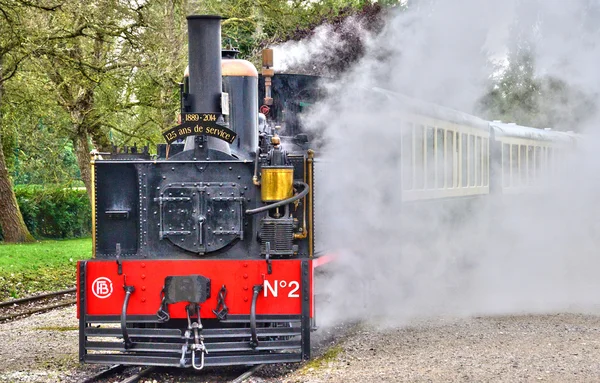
(79, 259), (314, 319)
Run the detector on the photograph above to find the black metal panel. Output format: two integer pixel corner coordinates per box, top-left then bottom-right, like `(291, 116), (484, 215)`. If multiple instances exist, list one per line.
(84, 352), (302, 367)
(301, 260), (311, 360)
(94, 160), (261, 259)
(78, 261), (86, 362)
(86, 340), (301, 353)
(85, 325), (300, 339)
(164, 275), (211, 304)
(96, 163), (139, 254)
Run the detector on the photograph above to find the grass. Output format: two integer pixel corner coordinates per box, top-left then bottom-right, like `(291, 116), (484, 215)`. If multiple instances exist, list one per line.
(0, 238), (92, 301)
(302, 345), (344, 372)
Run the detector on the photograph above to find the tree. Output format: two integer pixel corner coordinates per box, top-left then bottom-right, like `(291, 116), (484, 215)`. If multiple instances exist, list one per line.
(0, 0), (54, 242)
(30, 1), (148, 198)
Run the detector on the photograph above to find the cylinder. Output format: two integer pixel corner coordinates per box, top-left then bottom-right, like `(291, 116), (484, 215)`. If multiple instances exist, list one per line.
(222, 58), (259, 160)
(185, 15), (230, 155)
(261, 166), (294, 202)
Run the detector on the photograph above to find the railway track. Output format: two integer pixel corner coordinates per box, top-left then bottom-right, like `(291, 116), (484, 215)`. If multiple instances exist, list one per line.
(0, 287), (77, 322)
(81, 364), (265, 383)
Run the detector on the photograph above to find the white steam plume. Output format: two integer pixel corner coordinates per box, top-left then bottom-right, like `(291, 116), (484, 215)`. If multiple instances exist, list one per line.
(306, 0), (600, 328)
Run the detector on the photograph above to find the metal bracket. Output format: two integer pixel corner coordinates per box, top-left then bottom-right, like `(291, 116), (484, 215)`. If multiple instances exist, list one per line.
(265, 242), (272, 275)
(115, 243), (122, 275)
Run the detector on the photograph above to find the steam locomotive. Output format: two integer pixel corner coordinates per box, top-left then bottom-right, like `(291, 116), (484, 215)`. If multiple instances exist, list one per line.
(77, 15), (327, 369)
(77, 14), (579, 371)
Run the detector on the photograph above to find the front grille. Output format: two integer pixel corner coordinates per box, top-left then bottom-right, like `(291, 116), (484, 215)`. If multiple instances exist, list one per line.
(260, 217), (294, 256)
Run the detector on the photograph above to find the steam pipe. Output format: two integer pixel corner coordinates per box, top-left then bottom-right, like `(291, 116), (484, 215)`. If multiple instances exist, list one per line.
(245, 181), (309, 215)
(252, 148), (261, 186)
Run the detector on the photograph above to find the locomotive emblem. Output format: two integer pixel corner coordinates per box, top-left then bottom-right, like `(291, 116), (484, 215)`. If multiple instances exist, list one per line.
(92, 277), (113, 299)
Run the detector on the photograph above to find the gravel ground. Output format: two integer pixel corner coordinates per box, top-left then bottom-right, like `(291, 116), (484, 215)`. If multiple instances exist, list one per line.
(0, 305), (102, 383)
(286, 313), (600, 383)
(3, 308), (600, 382)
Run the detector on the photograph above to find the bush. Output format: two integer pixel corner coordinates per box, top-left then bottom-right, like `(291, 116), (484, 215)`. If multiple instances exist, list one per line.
(0, 186), (92, 240)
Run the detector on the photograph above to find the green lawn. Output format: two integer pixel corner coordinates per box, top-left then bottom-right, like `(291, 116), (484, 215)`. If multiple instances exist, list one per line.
(0, 238), (92, 301)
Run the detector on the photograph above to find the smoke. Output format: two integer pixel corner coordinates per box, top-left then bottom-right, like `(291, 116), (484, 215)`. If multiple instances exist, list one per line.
(304, 0), (600, 328)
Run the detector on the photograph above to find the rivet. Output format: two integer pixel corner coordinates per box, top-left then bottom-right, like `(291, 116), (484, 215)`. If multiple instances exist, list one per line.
(244, 297), (248, 302)
(141, 297), (146, 302)
(243, 274), (248, 279)
(141, 263), (145, 268)
(244, 263), (248, 267)
(244, 286), (248, 291)
(141, 274), (146, 279)
(141, 286), (146, 291)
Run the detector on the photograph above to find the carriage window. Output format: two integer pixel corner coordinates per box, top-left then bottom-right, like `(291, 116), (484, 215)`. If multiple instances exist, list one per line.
(483, 138), (488, 186)
(468, 135), (475, 187)
(402, 123), (413, 190)
(426, 127), (435, 188)
(547, 147), (553, 180)
(436, 128), (445, 188)
(528, 146), (535, 185)
(475, 136), (481, 186)
(461, 134), (468, 187)
(503, 144), (510, 187)
(534, 146), (541, 184)
(520, 145), (527, 185)
(511, 145), (519, 187)
(414, 126), (424, 189)
(445, 130), (454, 188)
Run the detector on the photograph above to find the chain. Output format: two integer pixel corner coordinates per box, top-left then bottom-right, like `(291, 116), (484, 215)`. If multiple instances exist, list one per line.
(212, 285), (229, 320)
(182, 303), (207, 370)
(156, 288), (170, 322)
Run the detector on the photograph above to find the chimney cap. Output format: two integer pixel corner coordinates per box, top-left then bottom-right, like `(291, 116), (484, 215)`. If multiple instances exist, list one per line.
(187, 15), (223, 20)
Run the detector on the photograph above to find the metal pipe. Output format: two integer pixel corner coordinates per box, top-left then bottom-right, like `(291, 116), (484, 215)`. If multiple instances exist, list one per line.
(245, 181), (309, 215)
(252, 148), (261, 186)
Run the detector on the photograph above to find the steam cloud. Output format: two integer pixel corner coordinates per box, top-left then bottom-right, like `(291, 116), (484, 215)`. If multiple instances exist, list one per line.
(291, 0), (600, 327)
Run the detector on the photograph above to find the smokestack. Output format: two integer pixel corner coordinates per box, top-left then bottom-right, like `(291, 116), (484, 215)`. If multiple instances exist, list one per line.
(185, 15), (230, 155)
(187, 15), (222, 114)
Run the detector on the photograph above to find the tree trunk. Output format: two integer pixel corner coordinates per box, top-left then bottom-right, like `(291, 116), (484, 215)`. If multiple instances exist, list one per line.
(73, 131), (93, 201)
(0, 64), (34, 243)
(0, 134), (34, 243)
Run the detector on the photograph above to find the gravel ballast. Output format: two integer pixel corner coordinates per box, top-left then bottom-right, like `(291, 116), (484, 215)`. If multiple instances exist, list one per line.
(3, 308), (600, 382)
(287, 313), (600, 383)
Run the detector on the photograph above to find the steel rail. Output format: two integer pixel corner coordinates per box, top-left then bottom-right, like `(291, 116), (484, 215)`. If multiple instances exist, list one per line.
(80, 365), (125, 383)
(118, 367), (155, 383)
(231, 364), (265, 383)
(0, 299), (76, 322)
(0, 287), (76, 308)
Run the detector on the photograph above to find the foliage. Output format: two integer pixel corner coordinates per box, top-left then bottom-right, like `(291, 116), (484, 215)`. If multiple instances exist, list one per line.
(476, 6), (597, 131)
(0, 238), (91, 300)
(0, 185), (91, 240)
